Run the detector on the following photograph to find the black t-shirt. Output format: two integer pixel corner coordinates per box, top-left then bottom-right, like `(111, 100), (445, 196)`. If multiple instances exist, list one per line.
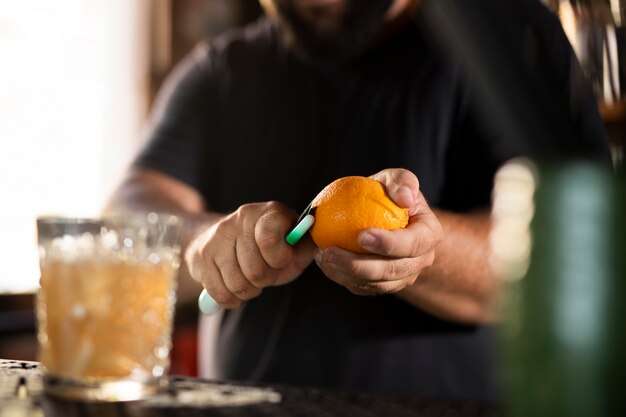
(135, 3), (610, 402)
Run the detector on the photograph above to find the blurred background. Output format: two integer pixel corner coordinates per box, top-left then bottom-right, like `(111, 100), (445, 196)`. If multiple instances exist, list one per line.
(0, 0), (263, 375)
(0, 0), (623, 377)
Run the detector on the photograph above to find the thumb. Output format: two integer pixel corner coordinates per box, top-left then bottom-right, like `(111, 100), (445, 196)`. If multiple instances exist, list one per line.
(370, 168), (420, 213)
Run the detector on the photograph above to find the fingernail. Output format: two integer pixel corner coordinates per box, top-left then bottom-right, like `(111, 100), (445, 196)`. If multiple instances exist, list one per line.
(325, 250), (338, 266)
(359, 231), (378, 248)
(398, 186), (415, 207)
(314, 249), (323, 263)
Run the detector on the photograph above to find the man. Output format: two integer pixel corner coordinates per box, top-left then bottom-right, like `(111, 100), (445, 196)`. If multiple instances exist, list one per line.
(107, 0), (610, 401)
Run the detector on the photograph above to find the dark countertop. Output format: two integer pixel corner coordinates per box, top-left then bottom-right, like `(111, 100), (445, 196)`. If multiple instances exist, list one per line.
(1, 359), (500, 417)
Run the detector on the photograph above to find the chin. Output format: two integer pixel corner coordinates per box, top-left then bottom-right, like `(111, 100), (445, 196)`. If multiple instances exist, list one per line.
(266, 0), (394, 67)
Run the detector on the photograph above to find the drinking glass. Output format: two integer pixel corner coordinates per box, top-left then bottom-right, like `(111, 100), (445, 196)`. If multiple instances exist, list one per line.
(36, 213), (181, 401)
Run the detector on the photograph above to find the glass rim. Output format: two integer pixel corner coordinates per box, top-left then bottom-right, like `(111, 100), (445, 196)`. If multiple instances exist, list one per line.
(36, 212), (182, 227)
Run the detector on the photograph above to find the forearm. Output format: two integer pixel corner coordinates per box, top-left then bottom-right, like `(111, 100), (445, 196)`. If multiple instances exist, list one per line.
(397, 209), (497, 324)
(104, 169), (224, 305)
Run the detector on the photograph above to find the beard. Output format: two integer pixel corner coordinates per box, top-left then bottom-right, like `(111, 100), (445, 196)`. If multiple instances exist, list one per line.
(267, 0), (395, 69)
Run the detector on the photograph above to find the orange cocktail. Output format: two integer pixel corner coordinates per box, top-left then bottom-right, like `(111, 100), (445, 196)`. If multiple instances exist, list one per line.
(36, 214), (181, 401)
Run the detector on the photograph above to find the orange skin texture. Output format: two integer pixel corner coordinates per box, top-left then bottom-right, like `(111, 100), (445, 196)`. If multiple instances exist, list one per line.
(310, 176), (409, 253)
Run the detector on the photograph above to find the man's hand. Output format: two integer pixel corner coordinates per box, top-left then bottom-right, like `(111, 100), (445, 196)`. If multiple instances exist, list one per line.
(186, 201), (316, 308)
(314, 168), (444, 296)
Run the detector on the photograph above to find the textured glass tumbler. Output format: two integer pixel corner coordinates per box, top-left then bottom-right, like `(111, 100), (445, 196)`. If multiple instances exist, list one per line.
(36, 213), (181, 401)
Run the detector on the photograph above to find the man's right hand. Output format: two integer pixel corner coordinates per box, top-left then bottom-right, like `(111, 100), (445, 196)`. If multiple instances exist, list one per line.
(185, 201), (316, 309)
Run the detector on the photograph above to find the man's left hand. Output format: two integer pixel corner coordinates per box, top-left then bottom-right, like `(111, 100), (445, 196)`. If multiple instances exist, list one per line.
(314, 168), (444, 295)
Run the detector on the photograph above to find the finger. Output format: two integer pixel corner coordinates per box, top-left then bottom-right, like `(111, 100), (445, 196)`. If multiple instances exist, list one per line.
(199, 258), (242, 309)
(315, 250), (419, 295)
(271, 235), (316, 287)
(358, 195), (443, 258)
(255, 204), (297, 269)
(236, 232), (276, 289)
(292, 234), (318, 268)
(185, 224), (243, 308)
(358, 214), (443, 258)
(370, 168), (420, 212)
(315, 247), (421, 284)
(217, 243), (262, 301)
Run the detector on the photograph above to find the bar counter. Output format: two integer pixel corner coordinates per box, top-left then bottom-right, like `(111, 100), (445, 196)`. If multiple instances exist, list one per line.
(1, 359), (500, 416)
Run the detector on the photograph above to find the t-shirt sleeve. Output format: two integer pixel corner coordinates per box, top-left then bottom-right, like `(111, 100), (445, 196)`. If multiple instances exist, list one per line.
(133, 42), (218, 192)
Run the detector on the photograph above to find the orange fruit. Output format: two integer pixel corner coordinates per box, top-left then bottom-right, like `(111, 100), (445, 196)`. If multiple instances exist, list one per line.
(309, 176), (409, 254)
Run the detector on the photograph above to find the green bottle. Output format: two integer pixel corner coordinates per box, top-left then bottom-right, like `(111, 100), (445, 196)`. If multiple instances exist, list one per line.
(494, 161), (625, 417)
